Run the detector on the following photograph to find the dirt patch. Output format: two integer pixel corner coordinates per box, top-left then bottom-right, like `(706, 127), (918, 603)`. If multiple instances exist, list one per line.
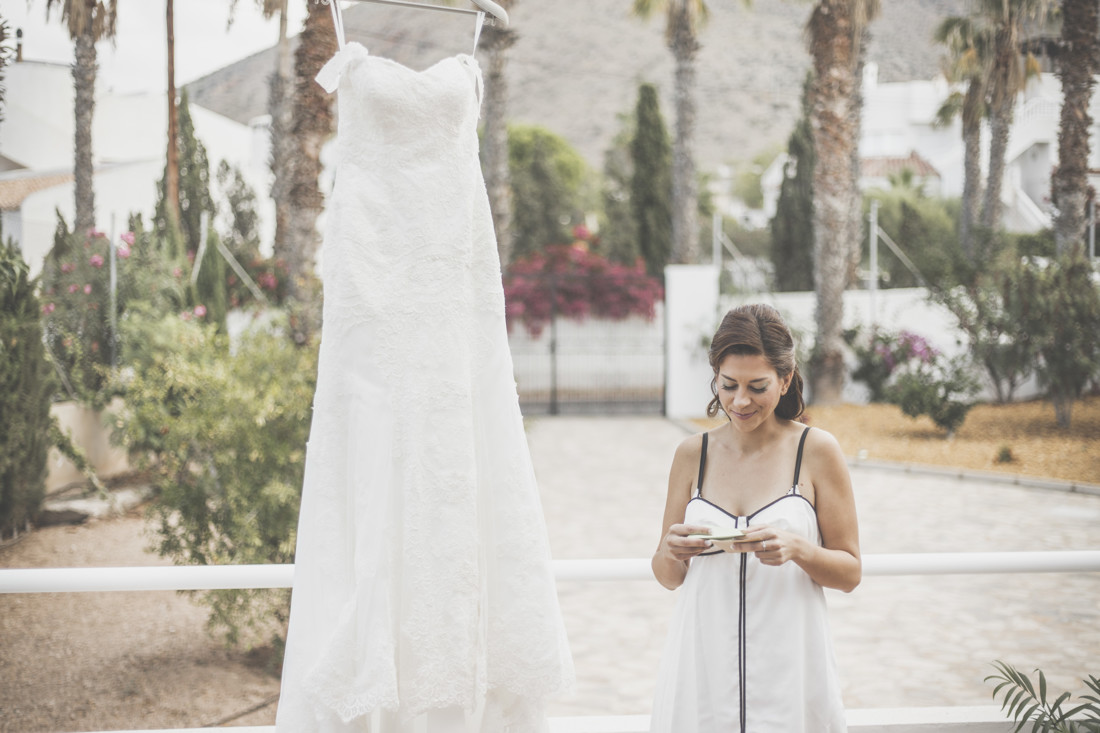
(695, 395), (1100, 486)
(0, 510), (281, 732)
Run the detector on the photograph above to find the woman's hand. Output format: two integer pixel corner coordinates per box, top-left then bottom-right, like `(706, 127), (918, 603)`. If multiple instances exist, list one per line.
(660, 523), (715, 563)
(737, 524), (806, 566)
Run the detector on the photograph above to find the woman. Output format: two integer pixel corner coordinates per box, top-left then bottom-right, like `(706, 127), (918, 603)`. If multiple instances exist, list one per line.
(650, 303), (860, 732)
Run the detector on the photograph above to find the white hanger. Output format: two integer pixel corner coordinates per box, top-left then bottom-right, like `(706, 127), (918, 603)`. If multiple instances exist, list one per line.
(338, 0), (507, 26)
(330, 0), (507, 55)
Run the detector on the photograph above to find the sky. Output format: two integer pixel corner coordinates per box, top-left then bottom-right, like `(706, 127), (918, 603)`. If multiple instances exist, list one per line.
(4, 0), (311, 94)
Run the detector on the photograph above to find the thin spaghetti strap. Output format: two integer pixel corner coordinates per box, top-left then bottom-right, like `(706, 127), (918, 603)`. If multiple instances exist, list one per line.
(695, 432), (709, 496)
(791, 426), (811, 487)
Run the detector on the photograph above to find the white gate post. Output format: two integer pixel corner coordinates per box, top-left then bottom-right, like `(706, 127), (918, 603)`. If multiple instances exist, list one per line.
(664, 264), (720, 419)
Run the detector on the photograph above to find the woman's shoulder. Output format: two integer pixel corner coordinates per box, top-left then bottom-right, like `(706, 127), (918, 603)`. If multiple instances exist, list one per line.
(673, 430), (708, 461)
(802, 422), (841, 448)
(797, 423), (850, 478)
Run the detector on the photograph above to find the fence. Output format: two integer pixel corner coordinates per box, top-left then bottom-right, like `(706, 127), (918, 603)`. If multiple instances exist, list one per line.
(508, 306), (665, 416)
(3, 551), (1099, 732)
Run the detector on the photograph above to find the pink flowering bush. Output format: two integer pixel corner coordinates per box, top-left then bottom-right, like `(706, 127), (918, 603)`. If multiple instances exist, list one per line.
(848, 327), (939, 402)
(41, 228), (117, 402)
(503, 243), (663, 337)
(42, 217), (187, 405)
(847, 326), (978, 435)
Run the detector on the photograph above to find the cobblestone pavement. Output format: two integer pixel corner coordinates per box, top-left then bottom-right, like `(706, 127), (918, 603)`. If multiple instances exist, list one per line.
(528, 416), (1100, 718)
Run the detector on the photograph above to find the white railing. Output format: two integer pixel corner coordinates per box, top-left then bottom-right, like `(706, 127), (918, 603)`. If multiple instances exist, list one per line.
(4, 552), (1100, 593)
(4, 552), (1099, 733)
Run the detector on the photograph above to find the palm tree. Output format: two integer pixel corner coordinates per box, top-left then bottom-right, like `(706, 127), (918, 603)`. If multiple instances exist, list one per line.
(478, 0), (518, 270)
(977, 0), (1050, 231)
(805, 0), (879, 404)
(285, 0), (336, 310)
(935, 16), (993, 260)
(45, 0), (117, 234)
(165, 0), (180, 226)
(1051, 0), (1099, 255)
(632, 0), (714, 266)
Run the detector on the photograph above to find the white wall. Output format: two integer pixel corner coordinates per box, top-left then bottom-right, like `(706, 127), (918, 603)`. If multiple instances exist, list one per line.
(3, 60), (276, 275)
(531, 278), (1043, 418)
(664, 265), (721, 419)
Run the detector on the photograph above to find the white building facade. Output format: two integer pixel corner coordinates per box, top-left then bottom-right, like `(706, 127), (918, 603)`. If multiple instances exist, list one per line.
(0, 59), (275, 277)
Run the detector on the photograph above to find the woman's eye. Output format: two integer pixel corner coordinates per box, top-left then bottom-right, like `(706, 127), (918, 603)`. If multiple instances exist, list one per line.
(750, 387), (768, 394)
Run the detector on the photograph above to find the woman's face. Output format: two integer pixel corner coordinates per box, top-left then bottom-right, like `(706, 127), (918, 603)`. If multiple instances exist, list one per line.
(715, 352), (792, 431)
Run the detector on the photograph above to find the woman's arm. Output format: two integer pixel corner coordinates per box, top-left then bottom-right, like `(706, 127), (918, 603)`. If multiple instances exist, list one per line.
(652, 434), (714, 590)
(792, 428), (862, 592)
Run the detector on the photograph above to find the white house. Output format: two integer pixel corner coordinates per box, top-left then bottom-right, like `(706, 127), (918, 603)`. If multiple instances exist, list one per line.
(858, 62), (1100, 233)
(0, 58), (275, 277)
(751, 63), (1100, 236)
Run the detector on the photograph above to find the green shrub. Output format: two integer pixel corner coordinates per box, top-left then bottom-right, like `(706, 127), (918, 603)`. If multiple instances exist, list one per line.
(113, 310), (317, 648)
(509, 123), (595, 261)
(1013, 254), (1100, 429)
(885, 352), (980, 437)
(0, 240), (56, 539)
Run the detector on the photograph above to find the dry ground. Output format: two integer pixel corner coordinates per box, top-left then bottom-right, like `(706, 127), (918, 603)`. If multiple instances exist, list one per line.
(1, 397), (1097, 732)
(807, 395), (1100, 486)
(693, 395), (1100, 486)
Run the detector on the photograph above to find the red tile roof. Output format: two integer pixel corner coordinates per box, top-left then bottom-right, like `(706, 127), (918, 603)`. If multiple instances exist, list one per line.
(0, 171), (73, 210)
(861, 151), (940, 180)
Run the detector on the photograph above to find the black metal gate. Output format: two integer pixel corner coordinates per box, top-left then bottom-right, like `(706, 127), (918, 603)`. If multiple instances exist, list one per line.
(509, 308), (666, 415)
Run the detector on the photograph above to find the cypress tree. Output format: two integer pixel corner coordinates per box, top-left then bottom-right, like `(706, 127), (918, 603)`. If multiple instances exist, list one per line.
(630, 83), (673, 279)
(155, 89), (213, 260)
(771, 74), (816, 292)
(0, 238), (56, 538)
(600, 119), (640, 265)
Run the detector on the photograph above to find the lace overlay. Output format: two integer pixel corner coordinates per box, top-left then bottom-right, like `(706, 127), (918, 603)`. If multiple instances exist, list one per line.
(275, 44), (573, 732)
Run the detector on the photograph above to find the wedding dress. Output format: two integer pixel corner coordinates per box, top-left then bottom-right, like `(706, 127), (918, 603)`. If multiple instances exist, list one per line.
(275, 39), (573, 733)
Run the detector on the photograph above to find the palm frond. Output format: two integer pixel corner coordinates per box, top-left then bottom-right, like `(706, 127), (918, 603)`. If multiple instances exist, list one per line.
(988, 661), (1100, 732)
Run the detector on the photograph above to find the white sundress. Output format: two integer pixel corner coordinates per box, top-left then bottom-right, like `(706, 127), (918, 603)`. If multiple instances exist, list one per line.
(650, 427), (848, 732)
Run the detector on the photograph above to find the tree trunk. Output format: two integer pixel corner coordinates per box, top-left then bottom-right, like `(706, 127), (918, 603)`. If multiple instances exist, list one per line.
(960, 80), (984, 258)
(669, 4), (699, 265)
(269, 0), (294, 276)
(72, 12), (96, 234)
(480, 25), (517, 271)
(845, 26), (868, 285)
(1052, 0), (1098, 256)
(980, 24), (1018, 231)
(285, 2), (336, 306)
(808, 0), (859, 405)
(165, 0), (180, 227)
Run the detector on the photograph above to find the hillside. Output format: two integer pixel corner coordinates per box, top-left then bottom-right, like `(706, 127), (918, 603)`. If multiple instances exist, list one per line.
(187, 0), (970, 169)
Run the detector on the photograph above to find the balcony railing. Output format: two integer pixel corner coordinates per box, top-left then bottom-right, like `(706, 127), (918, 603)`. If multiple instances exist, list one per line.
(4, 551), (1099, 733)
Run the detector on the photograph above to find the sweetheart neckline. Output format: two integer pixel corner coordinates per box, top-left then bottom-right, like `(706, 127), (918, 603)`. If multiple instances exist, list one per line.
(688, 492), (815, 522)
(341, 42), (477, 76)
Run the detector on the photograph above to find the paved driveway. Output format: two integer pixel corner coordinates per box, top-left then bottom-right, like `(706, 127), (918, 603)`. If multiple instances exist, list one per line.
(527, 416), (1100, 717)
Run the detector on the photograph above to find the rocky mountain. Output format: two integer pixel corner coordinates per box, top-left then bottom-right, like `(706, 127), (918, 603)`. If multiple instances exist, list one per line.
(187, 0), (971, 169)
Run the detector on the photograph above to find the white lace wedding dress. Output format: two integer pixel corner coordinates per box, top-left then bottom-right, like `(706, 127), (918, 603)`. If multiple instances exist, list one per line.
(275, 43), (573, 733)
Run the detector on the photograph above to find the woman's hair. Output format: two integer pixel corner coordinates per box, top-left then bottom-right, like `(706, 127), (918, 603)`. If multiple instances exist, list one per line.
(706, 303), (805, 421)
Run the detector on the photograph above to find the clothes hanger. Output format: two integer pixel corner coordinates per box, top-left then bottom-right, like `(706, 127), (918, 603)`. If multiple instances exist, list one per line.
(330, 0), (508, 55)
(349, 0), (508, 26)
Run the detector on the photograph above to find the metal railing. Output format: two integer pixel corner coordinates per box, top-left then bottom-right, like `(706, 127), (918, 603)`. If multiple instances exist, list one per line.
(4, 552), (1100, 593)
(4, 551), (1099, 733)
